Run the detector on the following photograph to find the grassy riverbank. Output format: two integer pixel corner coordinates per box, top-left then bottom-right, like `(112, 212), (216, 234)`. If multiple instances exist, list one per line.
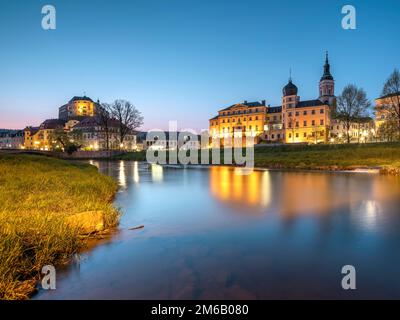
(0, 155), (119, 300)
(254, 142), (400, 173)
(116, 142), (400, 173)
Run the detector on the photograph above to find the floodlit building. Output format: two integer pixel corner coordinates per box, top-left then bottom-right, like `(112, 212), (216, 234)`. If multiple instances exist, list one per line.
(209, 53), (336, 146)
(59, 96), (99, 121)
(24, 119), (66, 150)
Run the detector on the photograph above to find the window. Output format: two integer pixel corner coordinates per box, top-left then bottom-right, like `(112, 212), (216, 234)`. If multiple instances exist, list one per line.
(312, 110), (315, 115)
(303, 111), (307, 115)
(288, 123), (292, 128)
(296, 121), (299, 127)
(295, 111), (299, 116)
(249, 117), (252, 121)
(255, 125), (258, 131)
(320, 109), (324, 114)
(277, 134), (281, 139)
(312, 120), (315, 126)
(289, 133), (292, 138)
(304, 132), (307, 138)
(255, 116), (258, 120)
(303, 121), (307, 126)
(272, 134), (275, 139)
(296, 133), (299, 138)
(273, 116), (277, 121)
(288, 112), (292, 117)
(320, 131), (324, 137)
(320, 119), (324, 125)
(227, 119), (230, 123)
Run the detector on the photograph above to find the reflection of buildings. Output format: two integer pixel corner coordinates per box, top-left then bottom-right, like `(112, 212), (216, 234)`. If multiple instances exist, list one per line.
(209, 167), (400, 222)
(209, 167), (271, 210)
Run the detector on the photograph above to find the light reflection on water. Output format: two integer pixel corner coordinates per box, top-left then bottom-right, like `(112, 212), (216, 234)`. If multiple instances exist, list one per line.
(36, 161), (400, 299)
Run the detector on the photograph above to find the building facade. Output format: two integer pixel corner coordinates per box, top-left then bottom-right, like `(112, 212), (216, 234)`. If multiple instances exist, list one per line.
(24, 119), (66, 150)
(209, 53), (335, 145)
(59, 96), (99, 121)
(375, 92), (400, 140)
(71, 116), (137, 151)
(0, 130), (24, 149)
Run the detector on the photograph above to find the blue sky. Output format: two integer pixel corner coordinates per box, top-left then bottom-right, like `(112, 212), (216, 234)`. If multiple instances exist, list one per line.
(0, 0), (399, 130)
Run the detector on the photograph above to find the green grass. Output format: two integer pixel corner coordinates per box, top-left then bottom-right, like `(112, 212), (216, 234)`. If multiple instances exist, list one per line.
(0, 155), (119, 300)
(253, 142), (400, 172)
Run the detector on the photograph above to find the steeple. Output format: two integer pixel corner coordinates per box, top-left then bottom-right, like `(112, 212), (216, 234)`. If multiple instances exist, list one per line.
(319, 51), (335, 106)
(321, 51), (333, 81)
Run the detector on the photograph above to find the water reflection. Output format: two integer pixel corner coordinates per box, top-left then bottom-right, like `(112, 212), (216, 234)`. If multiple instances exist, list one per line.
(133, 161), (140, 183)
(151, 164), (163, 182)
(119, 161), (127, 188)
(210, 167), (271, 209)
(36, 163), (400, 299)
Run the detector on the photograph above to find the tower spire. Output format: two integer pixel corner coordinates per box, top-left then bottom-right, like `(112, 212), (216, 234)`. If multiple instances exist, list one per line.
(325, 51), (329, 64)
(289, 67), (292, 82)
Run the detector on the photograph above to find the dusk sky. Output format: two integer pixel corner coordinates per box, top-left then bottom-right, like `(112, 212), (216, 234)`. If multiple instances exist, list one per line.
(0, 0), (399, 131)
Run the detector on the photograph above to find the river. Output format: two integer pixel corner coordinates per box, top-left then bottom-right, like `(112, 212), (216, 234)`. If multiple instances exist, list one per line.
(35, 161), (400, 299)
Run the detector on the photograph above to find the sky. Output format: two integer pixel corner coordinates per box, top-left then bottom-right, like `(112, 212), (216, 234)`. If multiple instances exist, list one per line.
(0, 0), (399, 131)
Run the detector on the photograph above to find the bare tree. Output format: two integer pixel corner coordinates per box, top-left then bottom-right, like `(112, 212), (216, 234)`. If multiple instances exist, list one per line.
(335, 84), (371, 143)
(380, 69), (400, 137)
(96, 102), (112, 150)
(110, 99), (144, 148)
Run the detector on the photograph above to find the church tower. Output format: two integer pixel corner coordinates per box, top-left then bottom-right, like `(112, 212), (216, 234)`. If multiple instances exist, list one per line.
(319, 52), (335, 107)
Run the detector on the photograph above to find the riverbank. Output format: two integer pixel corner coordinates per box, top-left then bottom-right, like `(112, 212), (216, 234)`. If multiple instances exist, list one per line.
(0, 155), (119, 300)
(113, 142), (400, 174)
(253, 143), (400, 174)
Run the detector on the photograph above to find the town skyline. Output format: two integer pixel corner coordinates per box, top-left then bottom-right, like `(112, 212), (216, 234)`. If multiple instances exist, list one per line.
(1, 0), (399, 131)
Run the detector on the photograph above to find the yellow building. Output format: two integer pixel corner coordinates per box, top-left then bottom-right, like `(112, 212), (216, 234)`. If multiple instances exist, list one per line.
(59, 96), (99, 121)
(24, 119), (66, 150)
(209, 101), (267, 147)
(375, 92), (400, 130)
(209, 53), (336, 145)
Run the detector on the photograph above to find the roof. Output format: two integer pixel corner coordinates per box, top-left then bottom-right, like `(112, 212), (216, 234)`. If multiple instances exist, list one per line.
(220, 101), (266, 111)
(24, 126), (40, 135)
(209, 115), (219, 121)
(283, 80), (298, 96)
(69, 96), (93, 103)
(296, 99), (326, 108)
(267, 106), (282, 114)
(40, 119), (66, 130)
(377, 92), (400, 100)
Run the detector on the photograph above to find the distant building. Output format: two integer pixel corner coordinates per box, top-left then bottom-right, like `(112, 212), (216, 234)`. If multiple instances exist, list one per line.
(71, 116), (137, 151)
(0, 129), (24, 149)
(59, 96), (99, 121)
(330, 117), (375, 143)
(24, 119), (66, 150)
(375, 92), (400, 139)
(140, 131), (201, 150)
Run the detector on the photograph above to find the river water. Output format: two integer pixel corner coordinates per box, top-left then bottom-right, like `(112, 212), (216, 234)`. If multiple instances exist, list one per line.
(35, 161), (400, 299)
